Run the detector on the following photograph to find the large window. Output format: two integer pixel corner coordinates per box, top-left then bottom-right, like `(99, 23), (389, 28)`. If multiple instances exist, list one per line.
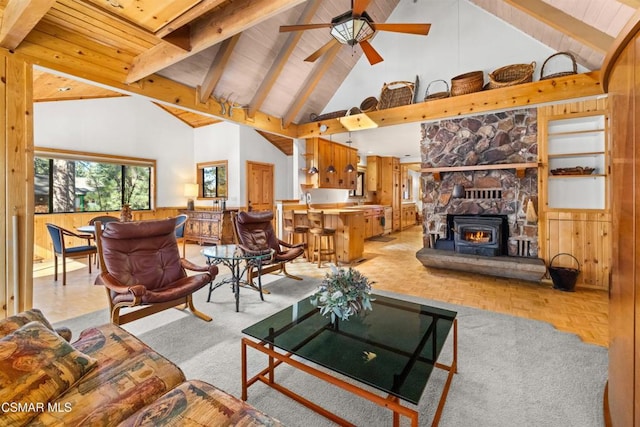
(34, 148), (155, 214)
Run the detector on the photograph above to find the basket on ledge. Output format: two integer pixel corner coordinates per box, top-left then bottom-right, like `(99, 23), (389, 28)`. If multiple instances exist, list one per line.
(548, 253), (580, 292)
(423, 79), (450, 101)
(487, 61), (536, 89)
(540, 52), (578, 81)
(450, 71), (484, 96)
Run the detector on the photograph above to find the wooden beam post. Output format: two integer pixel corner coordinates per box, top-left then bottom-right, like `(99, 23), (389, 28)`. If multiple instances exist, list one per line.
(0, 51), (34, 316)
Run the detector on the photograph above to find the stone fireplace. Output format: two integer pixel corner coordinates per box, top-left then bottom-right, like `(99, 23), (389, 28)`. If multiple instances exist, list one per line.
(420, 108), (539, 258)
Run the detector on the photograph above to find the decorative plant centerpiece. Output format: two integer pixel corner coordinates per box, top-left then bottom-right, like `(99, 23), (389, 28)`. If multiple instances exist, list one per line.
(310, 265), (374, 323)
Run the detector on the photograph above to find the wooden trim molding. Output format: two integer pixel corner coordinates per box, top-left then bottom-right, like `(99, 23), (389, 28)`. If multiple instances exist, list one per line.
(421, 162), (539, 181)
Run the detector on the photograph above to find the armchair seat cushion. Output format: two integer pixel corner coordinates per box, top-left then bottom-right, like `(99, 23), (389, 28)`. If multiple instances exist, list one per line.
(111, 274), (212, 305)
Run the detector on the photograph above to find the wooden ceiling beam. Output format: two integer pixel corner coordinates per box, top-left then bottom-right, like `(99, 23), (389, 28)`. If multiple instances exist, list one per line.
(282, 43), (341, 129)
(198, 32), (241, 104)
(126, 0), (306, 84)
(504, 0), (613, 53)
(0, 0), (56, 50)
(247, 0), (322, 118)
(296, 71), (604, 138)
(155, 0), (227, 38)
(616, 0), (640, 8)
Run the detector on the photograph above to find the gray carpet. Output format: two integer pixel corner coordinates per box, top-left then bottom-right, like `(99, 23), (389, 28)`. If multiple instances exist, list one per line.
(54, 276), (607, 427)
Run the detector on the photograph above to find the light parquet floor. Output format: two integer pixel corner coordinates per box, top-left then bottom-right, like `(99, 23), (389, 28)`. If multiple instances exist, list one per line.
(32, 225), (608, 347)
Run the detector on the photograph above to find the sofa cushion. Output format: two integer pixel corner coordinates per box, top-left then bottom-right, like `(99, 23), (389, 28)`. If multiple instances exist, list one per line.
(118, 380), (285, 426)
(28, 323), (186, 426)
(0, 309), (72, 342)
(0, 321), (97, 426)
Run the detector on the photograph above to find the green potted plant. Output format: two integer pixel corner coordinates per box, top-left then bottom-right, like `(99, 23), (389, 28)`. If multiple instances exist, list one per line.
(310, 265), (374, 323)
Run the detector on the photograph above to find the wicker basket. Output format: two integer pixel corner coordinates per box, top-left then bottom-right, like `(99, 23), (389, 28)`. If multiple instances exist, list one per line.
(423, 79), (450, 101)
(360, 96), (378, 112)
(377, 81), (415, 109)
(540, 52), (577, 80)
(487, 61), (535, 89)
(309, 110), (348, 122)
(450, 71), (484, 96)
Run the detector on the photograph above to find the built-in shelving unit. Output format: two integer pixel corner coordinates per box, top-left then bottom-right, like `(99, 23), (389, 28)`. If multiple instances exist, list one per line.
(543, 113), (608, 210)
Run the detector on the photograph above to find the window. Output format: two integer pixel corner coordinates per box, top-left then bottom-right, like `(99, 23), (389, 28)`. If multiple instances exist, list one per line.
(34, 148), (155, 214)
(197, 160), (227, 199)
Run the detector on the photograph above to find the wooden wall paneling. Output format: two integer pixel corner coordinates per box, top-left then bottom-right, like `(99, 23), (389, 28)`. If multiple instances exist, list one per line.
(34, 208), (181, 261)
(605, 32), (636, 427)
(538, 100), (611, 291)
(1, 52), (33, 316)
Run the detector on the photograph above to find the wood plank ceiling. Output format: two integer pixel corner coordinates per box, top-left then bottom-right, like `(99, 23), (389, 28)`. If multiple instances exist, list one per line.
(5, 0), (638, 154)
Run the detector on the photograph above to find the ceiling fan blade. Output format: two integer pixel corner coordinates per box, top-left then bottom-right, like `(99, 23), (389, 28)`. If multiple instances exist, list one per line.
(305, 39), (340, 62)
(359, 40), (383, 65)
(352, 0), (373, 16)
(279, 23), (332, 33)
(373, 23), (431, 36)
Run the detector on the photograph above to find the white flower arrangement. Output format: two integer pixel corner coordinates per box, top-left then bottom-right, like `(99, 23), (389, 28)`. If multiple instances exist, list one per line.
(310, 265), (374, 323)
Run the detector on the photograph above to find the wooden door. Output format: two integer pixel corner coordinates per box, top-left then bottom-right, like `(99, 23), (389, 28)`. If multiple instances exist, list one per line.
(246, 161), (274, 212)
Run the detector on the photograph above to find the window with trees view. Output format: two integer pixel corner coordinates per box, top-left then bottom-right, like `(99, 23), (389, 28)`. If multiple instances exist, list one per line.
(34, 150), (154, 214)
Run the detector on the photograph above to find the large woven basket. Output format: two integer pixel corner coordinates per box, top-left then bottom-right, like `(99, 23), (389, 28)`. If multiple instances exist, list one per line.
(423, 79), (450, 101)
(377, 81), (415, 109)
(487, 61), (535, 89)
(450, 71), (484, 96)
(540, 52), (578, 80)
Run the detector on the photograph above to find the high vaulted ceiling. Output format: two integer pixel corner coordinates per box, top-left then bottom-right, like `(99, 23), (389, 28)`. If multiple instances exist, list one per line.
(3, 0), (638, 149)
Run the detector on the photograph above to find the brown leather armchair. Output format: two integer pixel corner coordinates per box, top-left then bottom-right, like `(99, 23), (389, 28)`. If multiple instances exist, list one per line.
(232, 211), (304, 287)
(94, 218), (218, 325)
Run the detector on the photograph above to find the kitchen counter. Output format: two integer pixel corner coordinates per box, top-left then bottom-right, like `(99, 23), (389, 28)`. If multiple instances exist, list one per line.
(290, 209), (365, 264)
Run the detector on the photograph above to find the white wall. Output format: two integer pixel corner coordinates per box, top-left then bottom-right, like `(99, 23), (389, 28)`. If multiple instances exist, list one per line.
(193, 121), (241, 208)
(194, 122), (292, 207)
(34, 96), (194, 208)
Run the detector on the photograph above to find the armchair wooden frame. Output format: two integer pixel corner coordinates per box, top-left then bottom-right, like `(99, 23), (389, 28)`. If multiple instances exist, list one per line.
(231, 211), (304, 289)
(94, 219), (216, 326)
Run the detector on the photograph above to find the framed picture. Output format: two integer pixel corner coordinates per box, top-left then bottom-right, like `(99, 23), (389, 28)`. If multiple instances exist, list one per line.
(349, 171), (365, 197)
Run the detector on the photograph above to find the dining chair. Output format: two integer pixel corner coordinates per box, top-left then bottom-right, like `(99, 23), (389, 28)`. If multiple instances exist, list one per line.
(174, 214), (189, 257)
(45, 223), (98, 286)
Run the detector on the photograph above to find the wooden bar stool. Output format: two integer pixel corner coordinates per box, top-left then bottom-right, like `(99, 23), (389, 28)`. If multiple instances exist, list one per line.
(283, 209), (309, 260)
(307, 210), (337, 267)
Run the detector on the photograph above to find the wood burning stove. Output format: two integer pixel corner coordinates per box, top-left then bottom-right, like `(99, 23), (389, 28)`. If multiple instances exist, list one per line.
(435, 214), (509, 256)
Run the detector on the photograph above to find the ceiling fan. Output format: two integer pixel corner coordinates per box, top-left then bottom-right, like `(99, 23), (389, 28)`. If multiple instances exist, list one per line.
(279, 0), (431, 65)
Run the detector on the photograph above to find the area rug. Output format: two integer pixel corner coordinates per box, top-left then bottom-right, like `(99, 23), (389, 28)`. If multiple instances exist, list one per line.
(54, 276), (608, 427)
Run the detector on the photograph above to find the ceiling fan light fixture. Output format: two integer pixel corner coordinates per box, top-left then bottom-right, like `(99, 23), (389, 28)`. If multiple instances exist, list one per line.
(326, 165), (337, 174)
(330, 12), (374, 46)
(308, 166), (319, 174)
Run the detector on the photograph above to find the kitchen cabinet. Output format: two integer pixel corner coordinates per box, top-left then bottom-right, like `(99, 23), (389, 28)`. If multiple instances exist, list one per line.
(305, 137), (357, 189)
(180, 209), (236, 245)
(368, 156), (402, 231)
(401, 203), (416, 229)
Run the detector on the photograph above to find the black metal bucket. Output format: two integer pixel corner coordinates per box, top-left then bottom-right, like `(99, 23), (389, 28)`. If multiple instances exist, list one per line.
(548, 253), (580, 292)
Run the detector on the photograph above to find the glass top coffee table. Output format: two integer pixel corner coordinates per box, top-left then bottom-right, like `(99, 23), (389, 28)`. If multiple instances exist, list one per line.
(241, 293), (457, 427)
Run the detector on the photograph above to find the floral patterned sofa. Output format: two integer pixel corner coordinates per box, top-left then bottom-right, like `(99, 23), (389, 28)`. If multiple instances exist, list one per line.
(0, 309), (283, 426)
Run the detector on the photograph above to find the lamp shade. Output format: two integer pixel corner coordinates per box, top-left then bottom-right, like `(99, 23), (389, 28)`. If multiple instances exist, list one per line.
(184, 183), (199, 198)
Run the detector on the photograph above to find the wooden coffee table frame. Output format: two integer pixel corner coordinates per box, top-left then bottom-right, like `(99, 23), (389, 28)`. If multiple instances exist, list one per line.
(241, 319), (457, 427)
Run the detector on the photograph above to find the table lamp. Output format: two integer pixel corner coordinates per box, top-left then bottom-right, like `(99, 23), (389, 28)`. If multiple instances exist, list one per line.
(184, 183), (199, 210)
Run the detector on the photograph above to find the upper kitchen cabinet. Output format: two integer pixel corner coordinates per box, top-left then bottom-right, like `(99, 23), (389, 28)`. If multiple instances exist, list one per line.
(305, 137), (358, 189)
